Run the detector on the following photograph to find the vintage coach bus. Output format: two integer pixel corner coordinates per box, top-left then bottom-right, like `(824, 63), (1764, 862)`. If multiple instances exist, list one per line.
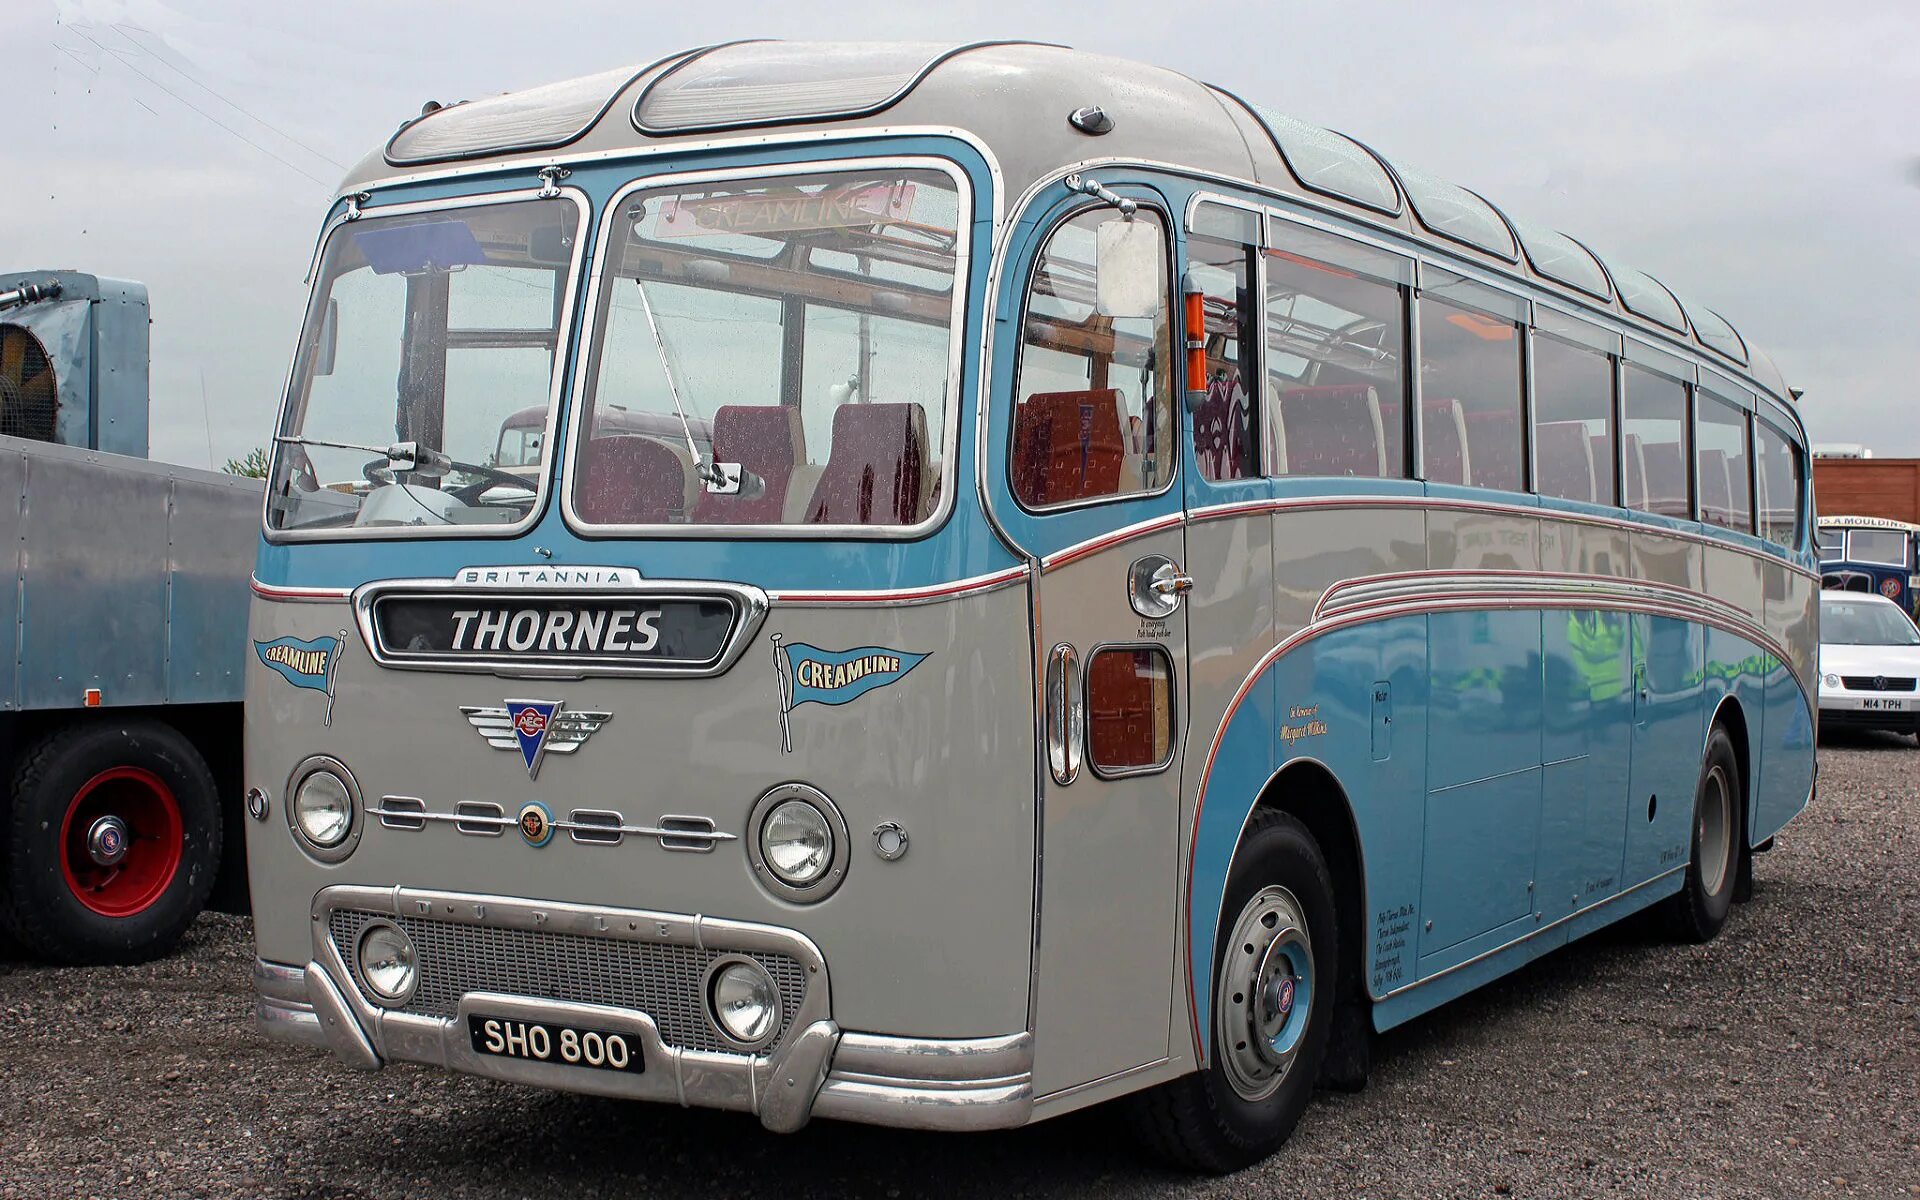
(247, 42), (1818, 1171)
(1817, 514), (1920, 620)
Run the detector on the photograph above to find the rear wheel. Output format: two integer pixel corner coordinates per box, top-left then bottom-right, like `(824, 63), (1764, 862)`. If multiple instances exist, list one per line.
(2, 720), (221, 964)
(1130, 810), (1338, 1173)
(1664, 725), (1743, 943)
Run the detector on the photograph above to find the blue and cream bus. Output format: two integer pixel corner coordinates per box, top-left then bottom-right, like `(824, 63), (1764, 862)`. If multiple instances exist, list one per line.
(1817, 514), (1920, 620)
(246, 42), (1818, 1173)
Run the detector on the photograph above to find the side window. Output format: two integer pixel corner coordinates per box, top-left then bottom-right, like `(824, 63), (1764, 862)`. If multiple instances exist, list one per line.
(1753, 418), (1802, 549)
(1085, 646), (1175, 775)
(1013, 209), (1174, 508)
(1189, 235), (1259, 482)
(1694, 394), (1753, 532)
(1814, 526), (1843, 563)
(1418, 296), (1523, 492)
(1621, 364), (1689, 517)
(1264, 241), (1408, 479)
(1531, 333), (1615, 505)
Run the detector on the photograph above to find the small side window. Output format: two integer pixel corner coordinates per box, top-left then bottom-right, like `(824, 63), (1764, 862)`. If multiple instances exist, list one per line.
(1419, 296), (1524, 492)
(1189, 235), (1259, 483)
(1694, 394), (1753, 533)
(1013, 210), (1174, 508)
(1085, 646), (1175, 776)
(1622, 365), (1689, 518)
(1532, 333), (1615, 505)
(1753, 418), (1802, 549)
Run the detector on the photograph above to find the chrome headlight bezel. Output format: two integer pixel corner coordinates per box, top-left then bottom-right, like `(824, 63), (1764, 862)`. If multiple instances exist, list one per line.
(285, 754), (363, 863)
(703, 955), (783, 1051)
(746, 783), (848, 903)
(356, 919), (419, 1006)
(1822, 673), (1841, 689)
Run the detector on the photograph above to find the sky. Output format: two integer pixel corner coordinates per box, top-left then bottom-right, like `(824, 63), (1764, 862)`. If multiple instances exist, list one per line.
(5, 0), (1917, 469)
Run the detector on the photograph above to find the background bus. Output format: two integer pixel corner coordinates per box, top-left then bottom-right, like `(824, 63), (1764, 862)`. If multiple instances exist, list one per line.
(1817, 515), (1920, 620)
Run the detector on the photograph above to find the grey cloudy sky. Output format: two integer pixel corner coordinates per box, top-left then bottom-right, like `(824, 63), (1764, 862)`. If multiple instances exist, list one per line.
(7, 0), (1917, 468)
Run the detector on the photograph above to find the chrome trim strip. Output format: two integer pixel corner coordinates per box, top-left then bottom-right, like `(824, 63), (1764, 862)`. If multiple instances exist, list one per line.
(255, 995), (327, 1050)
(264, 185), (592, 546)
(1314, 569), (1757, 629)
(367, 801), (735, 847)
(1375, 865), (1686, 1001)
(250, 576), (352, 603)
(1185, 492), (1820, 584)
(1040, 511), (1186, 573)
(350, 575), (769, 679)
(766, 563), (1028, 607)
(253, 957), (309, 1004)
(556, 154), (974, 542)
(829, 1030), (1032, 1081)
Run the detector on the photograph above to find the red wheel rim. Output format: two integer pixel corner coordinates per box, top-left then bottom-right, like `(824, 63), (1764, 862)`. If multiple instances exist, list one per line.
(57, 766), (183, 918)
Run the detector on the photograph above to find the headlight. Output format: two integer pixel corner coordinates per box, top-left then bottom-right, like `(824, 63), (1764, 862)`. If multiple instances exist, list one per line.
(762, 800), (832, 885)
(1823, 673), (1840, 688)
(285, 755), (362, 862)
(747, 783), (848, 902)
(294, 770), (353, 846)
(707, 958), (780, 1047)
(358, 922), (418, 1004)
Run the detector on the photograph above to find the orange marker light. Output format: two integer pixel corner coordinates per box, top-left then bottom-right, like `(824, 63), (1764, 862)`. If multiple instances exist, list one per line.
(1183, 277), (1208, 400)
(83, 687), (103, 707)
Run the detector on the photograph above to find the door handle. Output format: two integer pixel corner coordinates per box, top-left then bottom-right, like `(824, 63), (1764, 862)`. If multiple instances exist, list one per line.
(1045, 642), (1084, 785)
(1129, 555), (1190, 618)
(1151, 570), (1194, 597)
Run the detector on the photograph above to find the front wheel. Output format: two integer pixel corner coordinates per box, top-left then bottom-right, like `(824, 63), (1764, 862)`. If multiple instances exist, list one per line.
(1130, 810), (1338, 1173)
(2, 720), (222, 964)
(1663, 724), (1743, 943)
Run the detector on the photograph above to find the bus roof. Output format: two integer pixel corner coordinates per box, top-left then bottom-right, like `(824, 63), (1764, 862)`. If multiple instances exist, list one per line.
(347, 40), (1794, 408)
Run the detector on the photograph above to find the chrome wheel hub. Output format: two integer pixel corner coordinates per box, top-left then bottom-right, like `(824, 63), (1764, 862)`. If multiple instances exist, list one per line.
(87, 814), (131, 867)
(1699, 764), (1733, 897)
(1216, 884), (1314, 1102)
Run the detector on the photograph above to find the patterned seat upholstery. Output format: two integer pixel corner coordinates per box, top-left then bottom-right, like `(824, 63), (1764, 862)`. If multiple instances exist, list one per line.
(1698, 449), (1733, 525)
(1465, 408), (1523, 493)
(1276, 385), (1384, 478)
(804, 402), (929, 525)
(1421, 397), (1468, 485)
(1536, 420), (1596, 503)
(574, 435), (688, 524)
(1012, 389), (1124, 504)
(1621, 434), (1649, 511)
(692, 405), (803, 524)
(1641, 441), (1689, 517)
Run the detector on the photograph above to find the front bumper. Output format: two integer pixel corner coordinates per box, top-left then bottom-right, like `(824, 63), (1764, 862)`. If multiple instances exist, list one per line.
(253, 885), (1033, 1133)
(1819, 692), (1920, 733)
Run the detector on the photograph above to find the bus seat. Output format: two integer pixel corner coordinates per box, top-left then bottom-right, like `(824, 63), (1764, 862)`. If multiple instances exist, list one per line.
(1640, 441), (1689, 517)
(575, 435), (688, 524)
(1621, 434), (1649, 511)
(782, 465), (825, 523)
(1013, 389), (1125, 504)
(1698, 449), (1733, 525)
(693, 405), (804, 524)
(1536, 420), (1595, 502)
(804, 402), (929, 525)
(1276, 385), (1385, 478)
(1420, 397), (1469, 485)
(1464, 408), (1522, 492)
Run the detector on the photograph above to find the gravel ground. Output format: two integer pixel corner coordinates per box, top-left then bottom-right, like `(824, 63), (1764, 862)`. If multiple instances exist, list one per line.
(3, 731), (1916, 1200)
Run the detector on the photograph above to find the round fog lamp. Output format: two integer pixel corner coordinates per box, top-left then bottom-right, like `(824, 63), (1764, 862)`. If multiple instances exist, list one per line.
(1823, 673), (1840, 689)
(358, 922), (418, 1004)
(761, 799), (833, 887)
(708, 959), (780, 1047)
(293, 769), (353, 848)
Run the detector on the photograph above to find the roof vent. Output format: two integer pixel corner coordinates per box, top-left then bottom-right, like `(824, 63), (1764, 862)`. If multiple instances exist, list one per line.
(1068, 105), (1113, 135)
(634, 41), (991, 135)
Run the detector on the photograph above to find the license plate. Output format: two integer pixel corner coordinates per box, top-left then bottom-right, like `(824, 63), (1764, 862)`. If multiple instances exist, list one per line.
(1862, 698), (1905, 711)
(468, 1015), (642, 1073)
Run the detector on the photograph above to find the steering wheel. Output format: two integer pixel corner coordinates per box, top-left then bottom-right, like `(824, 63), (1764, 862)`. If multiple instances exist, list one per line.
(360, 456), (530, 500)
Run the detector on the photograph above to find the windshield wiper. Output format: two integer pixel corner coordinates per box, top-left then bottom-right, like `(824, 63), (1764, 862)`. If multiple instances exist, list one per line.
(275, 434), (455, 478)
(629, 277), (764, 499)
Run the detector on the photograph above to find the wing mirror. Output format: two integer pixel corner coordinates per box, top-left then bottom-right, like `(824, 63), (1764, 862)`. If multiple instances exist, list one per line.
(1094, 216), (1163, 320)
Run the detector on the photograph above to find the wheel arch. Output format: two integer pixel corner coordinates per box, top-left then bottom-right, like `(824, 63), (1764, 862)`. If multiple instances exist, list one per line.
(1243, 758), (1368, 1014)
(1707, 692), (1753, 847)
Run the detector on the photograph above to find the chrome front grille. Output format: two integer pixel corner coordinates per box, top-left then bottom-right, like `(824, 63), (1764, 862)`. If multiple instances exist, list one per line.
(326, 909), (809, 1055)
(1841, 675), (1916, 692)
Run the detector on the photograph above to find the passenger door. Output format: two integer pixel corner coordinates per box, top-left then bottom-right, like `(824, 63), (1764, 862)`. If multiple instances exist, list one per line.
(1003, 196), (1191, 1096)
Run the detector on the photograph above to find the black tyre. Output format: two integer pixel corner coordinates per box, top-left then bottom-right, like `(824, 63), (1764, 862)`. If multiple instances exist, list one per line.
(1, 719), (221, 964)
(1130, 810), (1338, 1173)
(1663, 725), (1743, 943)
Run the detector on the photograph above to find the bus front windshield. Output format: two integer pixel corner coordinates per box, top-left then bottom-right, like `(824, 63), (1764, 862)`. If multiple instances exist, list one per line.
(570, 166), (963, 530)
(268, 198), (579, 532)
